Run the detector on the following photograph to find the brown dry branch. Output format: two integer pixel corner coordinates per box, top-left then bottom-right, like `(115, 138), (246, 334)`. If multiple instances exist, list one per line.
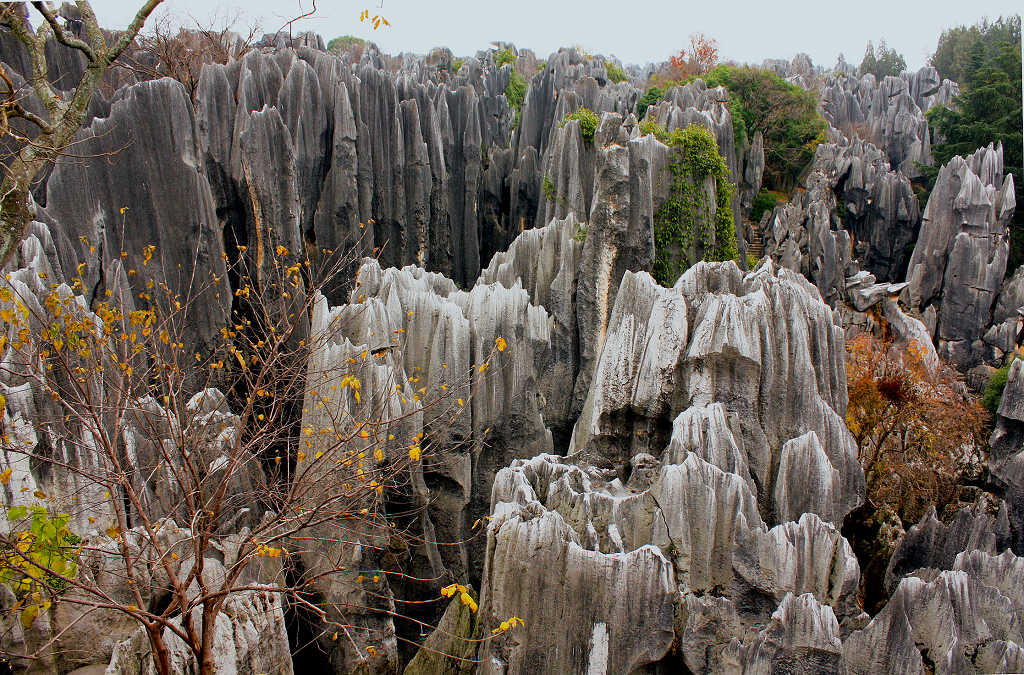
(0, 228), (502, 674)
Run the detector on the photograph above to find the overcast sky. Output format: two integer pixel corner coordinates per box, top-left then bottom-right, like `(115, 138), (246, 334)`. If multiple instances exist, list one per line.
(89, 1), (1021, 71)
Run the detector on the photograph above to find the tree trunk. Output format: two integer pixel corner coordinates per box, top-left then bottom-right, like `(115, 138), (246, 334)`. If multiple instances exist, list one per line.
(146, 623), (173, 675)
(0, 166), (34, 269)
(199, 603), (219, 675)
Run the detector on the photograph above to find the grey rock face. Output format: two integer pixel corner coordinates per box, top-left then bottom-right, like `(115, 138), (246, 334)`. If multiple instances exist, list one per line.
(40, 77), (231, 359)
(843, 570), (1024, 674)
(903, 144), (1016, 369)
(471, 258), (865, 675)
(740, 130), (765, 213)
(990, 359), (1024, 553)
(720, 593), (843, 674)
(762, 169), (853, 306)
(479, 447), (861, 675)
(819, 137), (921, 282)
(291, 258), (556, 664)
(884, 503), (1012, 594)
(820, 66), (955, 177)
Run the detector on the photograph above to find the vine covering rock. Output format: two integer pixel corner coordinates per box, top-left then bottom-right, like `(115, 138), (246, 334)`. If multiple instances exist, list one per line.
(641, 122), (738, 285)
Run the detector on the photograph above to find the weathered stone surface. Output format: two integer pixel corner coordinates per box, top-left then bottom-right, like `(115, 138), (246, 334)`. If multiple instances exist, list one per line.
(40, 77), (231, 358)
(884, 503), (1012, 594)
(842, 571), (1024, 675)
(989, 359), (1024, 554)
(903, 144), (1016, 369)
(478, 505), (676, 674)
(822, 138), (921, 282)
(481, 447), (862, 674)
(720, 593), (843, 674)
(820, 67), (954, 177)
(762, 169), (853, 305)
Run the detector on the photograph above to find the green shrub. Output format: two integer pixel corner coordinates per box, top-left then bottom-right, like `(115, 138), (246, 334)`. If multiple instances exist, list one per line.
(1, 505), (81, 626)
(538, 61), (547, 70)
(750, 189), (781, 222)
(494, 48), (517, 67)
(636, 86), (665, 122)
(505, 70), (528, 118)
(452, 59), (465, 73)
(642, 123), (738, 285)
(735, 251), (760, 269)
(327, 35), (366, 53)
(605, 61), (628, 83)
(542, 175), (557, 202)
(983, 358), (1020, 414)
(686, 64), (826, 191)
(560, 107), (600, 143)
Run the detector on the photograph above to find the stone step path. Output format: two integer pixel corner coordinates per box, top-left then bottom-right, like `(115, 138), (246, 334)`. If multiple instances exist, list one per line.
(746, 218), (764, 259)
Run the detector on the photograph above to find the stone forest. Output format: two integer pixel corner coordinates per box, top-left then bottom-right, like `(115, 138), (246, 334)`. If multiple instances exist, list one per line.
(0, 2), (1021, 674)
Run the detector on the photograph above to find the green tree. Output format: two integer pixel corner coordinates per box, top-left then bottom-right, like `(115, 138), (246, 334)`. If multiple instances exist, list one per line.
(928, 23), (1022, 270)
(859, 39), (907, 79)
(697, 65), (825, 191)
(327, 35), (366, 53)
(930, 15), (1021, 84)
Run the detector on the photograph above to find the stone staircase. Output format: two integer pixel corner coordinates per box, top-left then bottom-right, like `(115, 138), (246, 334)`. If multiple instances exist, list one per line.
(746, 218), (765, 259)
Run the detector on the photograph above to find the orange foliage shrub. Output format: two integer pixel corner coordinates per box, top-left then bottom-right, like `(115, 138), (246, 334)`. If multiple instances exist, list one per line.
(845, 333), (988, 525)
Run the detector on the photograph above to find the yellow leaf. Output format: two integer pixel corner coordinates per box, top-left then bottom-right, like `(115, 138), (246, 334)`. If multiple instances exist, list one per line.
(495, 336), (507, 352)
(33, 490), (46, 499)
(0, 467), (11, 485)
(106, 526), (121, 539)
(20, 604), (38, 628)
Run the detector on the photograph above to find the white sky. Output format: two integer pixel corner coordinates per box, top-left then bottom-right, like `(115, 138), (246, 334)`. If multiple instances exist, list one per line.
(88, 1), (1021, 71)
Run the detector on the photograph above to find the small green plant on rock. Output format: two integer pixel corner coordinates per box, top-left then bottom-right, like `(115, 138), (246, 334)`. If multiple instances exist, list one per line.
(605, 61), (628, 83)
(542, 175), (558, 202)
(983, 355), (1022, 414)
(559, 107), (600, 143)
(505, 70), (528, 124)
(636, 86), (665, 122)
(494, 48), (517, 67)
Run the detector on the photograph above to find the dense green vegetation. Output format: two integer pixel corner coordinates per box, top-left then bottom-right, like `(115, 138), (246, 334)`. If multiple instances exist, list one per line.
(605, 60), (628, 83)
(694, 65), (826, 191)
(505, 69), (528, 123)
(494, 48), (517, 67)
(327, 35), (366, 52)
(858, 40), (907, 79)
(751, 189), (785, 223)
(926, 16), (1022, 271)
(560, 107), (600, 143)
(636, 86), (664, 122)
(931, 16), (1021, 84)
(983, 356), (1021, 414)
(639, 123), (737, 285)
(452, 58), (465, 73)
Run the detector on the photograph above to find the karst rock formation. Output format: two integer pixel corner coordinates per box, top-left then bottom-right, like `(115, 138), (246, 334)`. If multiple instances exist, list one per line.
(0, 9), (1020, 674)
